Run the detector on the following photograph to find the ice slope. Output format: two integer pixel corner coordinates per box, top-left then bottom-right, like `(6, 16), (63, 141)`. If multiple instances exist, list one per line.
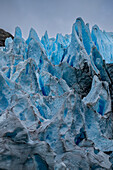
(0, 18), (113, 169)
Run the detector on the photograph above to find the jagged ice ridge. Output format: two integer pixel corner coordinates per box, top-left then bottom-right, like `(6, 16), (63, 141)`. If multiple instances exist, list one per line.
(0, 17), (113, 169)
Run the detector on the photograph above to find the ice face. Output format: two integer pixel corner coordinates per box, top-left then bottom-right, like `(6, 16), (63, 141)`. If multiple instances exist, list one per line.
(74, 17), (93, 55)
(83, 75), (111, 115)
(41, 32), (71, 65)
(0, 18), (113, 169)
(5, 37), (13, 52)
(91, 25), (113, 63)
(26, 28), (40, 44)
(15, 26), (22, 38)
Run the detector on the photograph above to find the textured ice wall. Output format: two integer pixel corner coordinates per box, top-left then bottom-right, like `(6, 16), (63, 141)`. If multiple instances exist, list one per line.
(0, 18), (113, 169)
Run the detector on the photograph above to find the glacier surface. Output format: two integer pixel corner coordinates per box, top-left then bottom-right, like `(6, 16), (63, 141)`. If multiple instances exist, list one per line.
(0, 18), (113, 169)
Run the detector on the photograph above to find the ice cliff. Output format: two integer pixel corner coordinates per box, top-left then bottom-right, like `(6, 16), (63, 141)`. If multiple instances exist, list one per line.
(0, 17), (113, 169)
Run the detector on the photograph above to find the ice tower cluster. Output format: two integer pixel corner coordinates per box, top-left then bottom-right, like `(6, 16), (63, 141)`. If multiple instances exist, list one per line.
(0, 18), (113, 169)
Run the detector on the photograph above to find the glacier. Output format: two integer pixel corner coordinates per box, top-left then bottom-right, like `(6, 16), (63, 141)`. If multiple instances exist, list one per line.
(0, 17), (113, 169)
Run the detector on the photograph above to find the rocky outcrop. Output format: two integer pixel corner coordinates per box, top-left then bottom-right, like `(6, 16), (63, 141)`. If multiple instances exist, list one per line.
(0, 28), (13, 46)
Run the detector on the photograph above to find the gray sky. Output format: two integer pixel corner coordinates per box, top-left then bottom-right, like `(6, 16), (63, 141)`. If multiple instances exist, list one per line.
(0, 0), (113, 39)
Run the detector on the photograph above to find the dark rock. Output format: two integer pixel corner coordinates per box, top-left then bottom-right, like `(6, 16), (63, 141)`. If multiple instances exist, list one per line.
(0, 28), (13, 46)
(106, 63), (113, 111)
